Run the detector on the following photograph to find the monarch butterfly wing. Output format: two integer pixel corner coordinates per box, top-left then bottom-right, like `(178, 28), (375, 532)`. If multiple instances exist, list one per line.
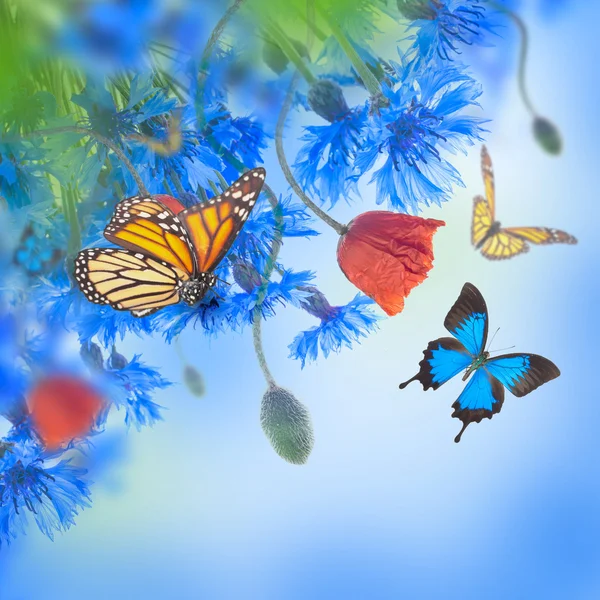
(485, 353), (560, 397)
(74, 248), (185, 317)
(104, 196), (195, 276)
(179, 168), (266, 273)
(443, 283), (489, 357)
(481, 145), (496, 217)
(451, 367), (505, 443)
(503, 227), (578, 245)
(399, 337), (473, 391)
(480, 230), (529, 260)
(472, 194), (493, 247)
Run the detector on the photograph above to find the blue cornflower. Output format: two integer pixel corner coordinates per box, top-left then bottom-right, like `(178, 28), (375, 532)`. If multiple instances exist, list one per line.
(356, 57), (486, 212)
(151, 295), (233, 342)
(35, 274), (78, 328)
(0, 313), (28, 422)
(295, 101), (368, 208)
(400, 0), (494, 61)
(0, 141), (54, 209)
(99, 356), (169, 430)
(0, 439), (91, 547)
(75, 305), (154, 348)
(206, 109), (269, 183)
(229, 261), (314, 325)
(288, 291), (380, 368)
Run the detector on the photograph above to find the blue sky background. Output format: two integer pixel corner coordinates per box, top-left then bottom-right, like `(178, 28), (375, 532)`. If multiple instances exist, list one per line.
(1, 2), (598, 599)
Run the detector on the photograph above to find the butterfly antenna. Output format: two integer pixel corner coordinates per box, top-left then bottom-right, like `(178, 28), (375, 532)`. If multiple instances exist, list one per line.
(486, 327), (500, 352)
(489, 345), (516, 354)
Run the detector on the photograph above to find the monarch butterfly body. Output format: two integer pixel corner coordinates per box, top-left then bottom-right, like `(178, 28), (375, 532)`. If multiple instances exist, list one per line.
(472, 146), (577, 260)
(74, 168), (266, 317)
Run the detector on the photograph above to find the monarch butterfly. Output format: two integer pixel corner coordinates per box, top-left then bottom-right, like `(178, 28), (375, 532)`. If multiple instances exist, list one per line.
(74, 168), (266, 317)
(472, 146), (577, 260)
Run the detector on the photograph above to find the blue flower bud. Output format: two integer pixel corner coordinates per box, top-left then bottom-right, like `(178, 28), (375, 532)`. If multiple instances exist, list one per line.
(183, 365), (205, 397)
(108, 345), (128, 370)
(232, 261), (262, 293)
(299, 287), (336, 321)
(262, 38), (309, 75)
(308, 80), (349, 123)
(396, 0), (436, 20)
(260, 385), (314, 465)
(80, 342), (104, 372)
(533, 117), (562, 155)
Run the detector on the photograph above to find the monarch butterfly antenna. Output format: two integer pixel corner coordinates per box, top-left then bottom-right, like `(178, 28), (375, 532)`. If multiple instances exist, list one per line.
(213, 170), (229, 191)
(489, 345), (516, 354)
(208, 180), (220, 196)
(486, 327), (500, 351)
(197, 187), (209, 203)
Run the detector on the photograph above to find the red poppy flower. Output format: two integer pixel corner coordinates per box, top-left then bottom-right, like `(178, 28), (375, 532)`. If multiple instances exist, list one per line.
(28, 376), (105, 450)
(151, 194), (186, 214)
(337, 211), (445, 316)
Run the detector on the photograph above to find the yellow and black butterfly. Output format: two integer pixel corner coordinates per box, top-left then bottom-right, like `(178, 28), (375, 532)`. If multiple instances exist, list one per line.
(74, 168), (266, 317)
(472, 146), (577, 260)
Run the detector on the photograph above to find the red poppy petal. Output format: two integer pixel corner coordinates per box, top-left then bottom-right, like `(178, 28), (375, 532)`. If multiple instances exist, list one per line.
(337, 211), (445, 316)
(152, 194), (187, 215)
(28, 376), (105, 450)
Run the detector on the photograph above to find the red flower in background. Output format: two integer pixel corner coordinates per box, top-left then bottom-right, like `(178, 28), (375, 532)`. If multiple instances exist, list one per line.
(28, 376), (105, 450)
(337, 211), (445, 316)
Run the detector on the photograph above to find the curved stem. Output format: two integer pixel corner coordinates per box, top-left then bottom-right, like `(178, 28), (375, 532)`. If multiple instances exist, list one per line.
(317, 6), (381, 98)
(251, 183), (283, 387)
(489, 1), (537, 117)
(276, 73), (348, 236)
(196, 0), (246, 130)
(22, 126), (148, 195)
(252, 317), (276, 387)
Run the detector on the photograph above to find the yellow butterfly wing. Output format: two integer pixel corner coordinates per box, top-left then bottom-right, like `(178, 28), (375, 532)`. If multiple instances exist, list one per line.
(180, 167), (266, 273)
(74, 248), (186, 317)
(472, 194), (493, 247)
(503, 227), (578, 245)
(104, 197), (196, 276)
(480, 231), (529, 260)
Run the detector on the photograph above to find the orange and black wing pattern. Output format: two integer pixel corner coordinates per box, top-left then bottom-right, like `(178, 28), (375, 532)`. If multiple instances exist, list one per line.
(179, 167), (266, 273)
(104, 197), (196, 276)
(74, 248), (186, 317)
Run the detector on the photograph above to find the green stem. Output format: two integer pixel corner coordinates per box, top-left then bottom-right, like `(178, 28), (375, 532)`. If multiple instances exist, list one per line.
(252, 317), (276, 387)
(264, 22), (317, 85)
(196, 0), (247, 130)
(275, 73), (348, 236)
(20, 126), (149, 196)
(489, 1), (537, 117)
(251, 183), (284, 387)
(318, 7), (381, 98)
(169, 169), (186, 196)
(293, 4), (327, 42)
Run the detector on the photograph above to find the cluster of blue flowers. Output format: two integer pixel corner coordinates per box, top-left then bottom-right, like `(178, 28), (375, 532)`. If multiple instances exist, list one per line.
(0, 0), (495, 545)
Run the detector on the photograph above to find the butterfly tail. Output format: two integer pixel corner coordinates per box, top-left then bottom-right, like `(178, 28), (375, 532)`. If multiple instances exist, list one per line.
(454, 421), (470, 444)
(399, 337), (472, 392)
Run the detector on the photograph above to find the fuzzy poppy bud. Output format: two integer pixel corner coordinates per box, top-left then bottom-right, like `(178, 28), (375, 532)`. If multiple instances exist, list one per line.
(80, 342), (104, 372)
(183, 365), (205, 397)
(533, 116), (562, 155)
(396, 0), (436, 20)
(308, 80), (350, 123)
(232, 261), (262, 293)
(260, 385), (314, 465)
(337, 211), (445, 316)
(108, 345), (128, 370)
